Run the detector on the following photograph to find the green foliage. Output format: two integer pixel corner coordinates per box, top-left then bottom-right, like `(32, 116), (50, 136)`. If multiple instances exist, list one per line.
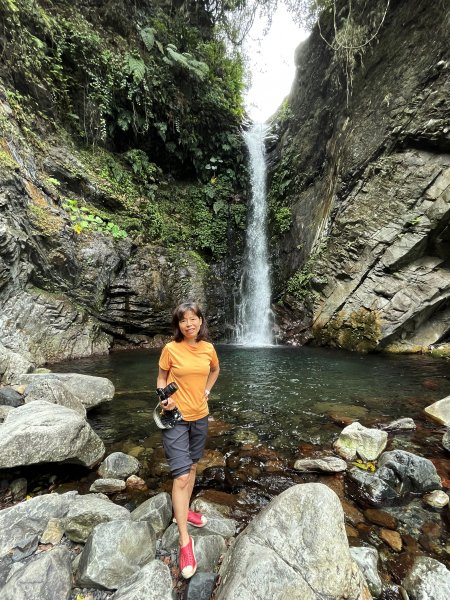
(62, 198), (128, 239)
(274, 206), (292, 234)
(286, 268), (315, 301)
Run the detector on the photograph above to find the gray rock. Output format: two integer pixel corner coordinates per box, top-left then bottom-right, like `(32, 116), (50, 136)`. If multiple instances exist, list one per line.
(0, 491), (77, 559)
(381, 418), (416, 431)
(23, 377), (86, 416)
(184, 572), (217, 600)
(350, 546), (383, 597)
(11, 535), (39, 561)
(77, 520), (156, 590)
(89, 478), (127, 493)
(63, 493), (130, 542)
(0, 387), (24, 407)
(111, 560), (173, 600)
(402, 556), (450, 600)
(215, 483), (370, 600)
(294, 456), (348, 472)
(0, 342), (34, 385)
(16, 372), (115, 409)
(334, 422), (388, 461)
(1, 546), (72, 600)
(0, 401), (105, 468)
(0, 405), (15, 421)
(98, 452), (140, 479)
(424, 396), (450, 426)
(131, 492), (172, 538)
(194, 534), (226, 572)
(10, 477), (27, 499)
(161, 512), (237, 551)
(348, 450), (442, 506)
(443, 428), (450, 452)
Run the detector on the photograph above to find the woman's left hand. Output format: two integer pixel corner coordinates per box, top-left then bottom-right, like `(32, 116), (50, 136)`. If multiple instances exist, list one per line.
(161, 398), (176, 411)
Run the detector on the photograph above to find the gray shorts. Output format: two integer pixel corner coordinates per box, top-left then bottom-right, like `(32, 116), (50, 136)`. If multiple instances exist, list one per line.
(162, 416), (208, 479)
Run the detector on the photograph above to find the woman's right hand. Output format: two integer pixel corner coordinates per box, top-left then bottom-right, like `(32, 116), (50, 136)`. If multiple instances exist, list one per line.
(161, 398), (176, 411)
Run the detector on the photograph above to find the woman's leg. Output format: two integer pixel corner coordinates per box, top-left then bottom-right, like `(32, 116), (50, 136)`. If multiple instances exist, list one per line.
(172, 470), (192, 547)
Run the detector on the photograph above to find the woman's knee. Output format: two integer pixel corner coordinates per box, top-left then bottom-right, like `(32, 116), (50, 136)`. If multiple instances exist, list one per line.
(174, 472), (190, 488)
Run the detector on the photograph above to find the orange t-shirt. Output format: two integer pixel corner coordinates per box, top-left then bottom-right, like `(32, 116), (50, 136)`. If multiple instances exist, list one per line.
(158, 340), (219, 421)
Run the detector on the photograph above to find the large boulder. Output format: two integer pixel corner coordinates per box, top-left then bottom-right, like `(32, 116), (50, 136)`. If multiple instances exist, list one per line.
(23, 377), (86, 416)
(424, 396), (450, 426)
(215, 483), (371, 600)
(77, 520), (156, 589)
(14, 373), (115, 409)
(0, 401), (105, 468)
(111, 560), (173, 600)
(1, 546), (72, 600)
(348, 450), (442, 506)
(98, 452), (140, 479)
(402, 556), (450, 600)
(0, 387), (24, 407)
(334, 422), (387, 461)
(62, 493), (130, 542)
(0, 491), (77, 559)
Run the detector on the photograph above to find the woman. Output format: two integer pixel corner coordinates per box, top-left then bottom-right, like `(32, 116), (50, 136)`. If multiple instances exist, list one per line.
(156, 301), (220, 579)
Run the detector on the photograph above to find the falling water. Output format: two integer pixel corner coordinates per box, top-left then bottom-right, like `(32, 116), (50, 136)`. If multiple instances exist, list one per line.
(235, 122), (273, 345)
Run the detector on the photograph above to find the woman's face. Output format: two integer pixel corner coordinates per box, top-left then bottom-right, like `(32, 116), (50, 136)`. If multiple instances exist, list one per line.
(179, 309), (202, 341)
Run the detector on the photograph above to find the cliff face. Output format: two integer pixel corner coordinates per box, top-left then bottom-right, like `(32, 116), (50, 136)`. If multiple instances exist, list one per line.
(0, 0), (246, 368)
(269, 0), (450, 352)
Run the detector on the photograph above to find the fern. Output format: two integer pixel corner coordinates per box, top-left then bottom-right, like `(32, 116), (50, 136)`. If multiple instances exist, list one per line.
(139, 27), (155, 51)
(126, 54), (146, 84)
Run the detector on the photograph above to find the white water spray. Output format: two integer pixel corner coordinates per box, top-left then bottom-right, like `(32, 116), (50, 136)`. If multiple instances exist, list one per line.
(235, 122), (273, 345)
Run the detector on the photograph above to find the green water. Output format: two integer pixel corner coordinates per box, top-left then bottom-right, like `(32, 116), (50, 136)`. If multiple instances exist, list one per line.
(53, 345), (450, 457)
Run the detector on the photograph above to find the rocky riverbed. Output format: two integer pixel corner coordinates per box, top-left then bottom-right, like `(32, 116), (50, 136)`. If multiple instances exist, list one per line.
(1, 363), (450, 599)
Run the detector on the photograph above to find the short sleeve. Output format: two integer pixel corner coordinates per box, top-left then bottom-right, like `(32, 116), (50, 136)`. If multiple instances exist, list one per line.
(210, 345), (219, 369)
(159, 345), (172, 371)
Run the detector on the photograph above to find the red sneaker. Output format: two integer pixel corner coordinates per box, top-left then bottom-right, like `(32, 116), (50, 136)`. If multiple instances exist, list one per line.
(179, 536), (197, 579)
(173, 510), (208, 528)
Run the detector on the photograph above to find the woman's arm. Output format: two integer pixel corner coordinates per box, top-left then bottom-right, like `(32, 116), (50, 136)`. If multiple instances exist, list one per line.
(204, 365), (220, 397)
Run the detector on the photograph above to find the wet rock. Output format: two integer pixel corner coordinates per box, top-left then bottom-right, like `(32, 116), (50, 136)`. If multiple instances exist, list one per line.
(10, 477), (27, 500)
(341, 499), (365, 526)
(0, 401), (105, 469)
(381, 418), (416, 432)
(350, 546), (383, 598)
(192, 491), (235, 517)
(15, 373), (115, 410)
(1, 546), (72, 600)
(131, 492), (172, 538)
(422, 490), (449, 508)
(443, 429), (450, 452)
(40, 518), (64, 545)
(215, 483), (370, 600)
(0, 387), (24, 407)
(63, 493), (130, 542)
(364, 509), (398, 530)
(98, 452), (140, 479)
(424, 395), (450, 426)
(196, 449), (226, 474)
(111, 560), (173, 600)
(0, 342), (34, 385)
(334, 422), (388, 461)
(294, 456), (347, 472)
(184, 572), (217, 600)
(315, 402), (369, 423)
(77, 520), (156, 590)
(23, 377), (86, 416)
(379, 529), (402, 552)
(348, 450), (442, 507)
(233, 429), (259, 444)
(125, 474), (148, 491)
(0, 491), (77, 558)
(89, 478), (127, 493)
(402, 556), (450, 600)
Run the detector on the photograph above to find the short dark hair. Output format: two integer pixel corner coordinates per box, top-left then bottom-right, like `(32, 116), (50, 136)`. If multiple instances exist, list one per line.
(171, 302), (209, 342)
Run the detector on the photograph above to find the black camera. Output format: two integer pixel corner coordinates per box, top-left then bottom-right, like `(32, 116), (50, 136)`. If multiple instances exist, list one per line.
(153, 382), (183, 429)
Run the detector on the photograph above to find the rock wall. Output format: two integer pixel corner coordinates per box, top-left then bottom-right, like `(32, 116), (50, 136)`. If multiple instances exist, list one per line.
(269, 0), (450, 352)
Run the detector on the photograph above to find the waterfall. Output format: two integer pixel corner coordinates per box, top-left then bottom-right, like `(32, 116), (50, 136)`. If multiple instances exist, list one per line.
(235, 122), (273, 346)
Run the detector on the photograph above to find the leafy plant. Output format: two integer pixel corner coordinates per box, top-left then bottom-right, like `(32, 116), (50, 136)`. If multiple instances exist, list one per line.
(62, 198), (127, 239)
